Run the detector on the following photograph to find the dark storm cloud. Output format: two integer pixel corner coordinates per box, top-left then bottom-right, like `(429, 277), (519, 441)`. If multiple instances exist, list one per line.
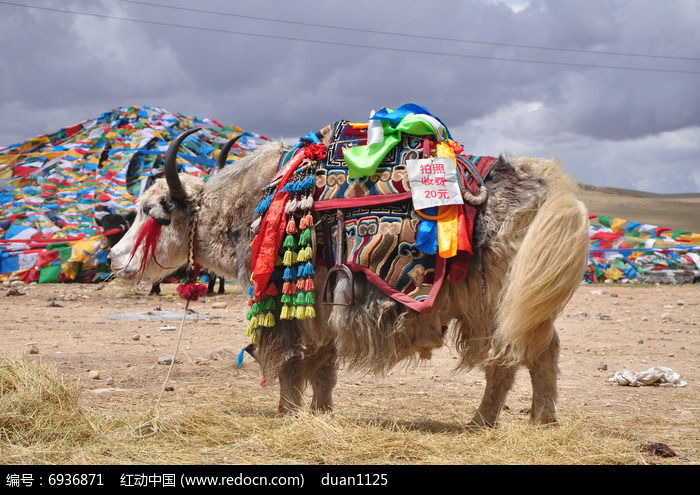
(1, 0), (699, 192)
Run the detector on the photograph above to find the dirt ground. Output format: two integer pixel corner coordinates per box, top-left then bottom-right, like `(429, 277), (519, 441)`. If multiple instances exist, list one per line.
(1, 281), (698, 464)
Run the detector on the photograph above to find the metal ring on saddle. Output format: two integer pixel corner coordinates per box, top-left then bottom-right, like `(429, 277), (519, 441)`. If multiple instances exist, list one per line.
(321, 209), (355, 306)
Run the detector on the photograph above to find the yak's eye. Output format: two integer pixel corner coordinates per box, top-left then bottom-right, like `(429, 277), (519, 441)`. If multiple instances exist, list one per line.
(143, 204), (152, 215)
(160, 198), (172, 213)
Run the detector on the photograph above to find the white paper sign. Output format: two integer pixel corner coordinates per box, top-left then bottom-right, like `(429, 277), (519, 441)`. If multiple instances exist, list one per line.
(406, 157), (464, 210)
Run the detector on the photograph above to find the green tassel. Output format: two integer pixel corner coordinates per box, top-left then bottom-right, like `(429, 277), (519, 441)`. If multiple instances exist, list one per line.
(281, 294), (292, 304)
(299, 228), (311, 246)
(305, 292), (315, 305)
(283, 234), (297, 249)
(261, 298), (275, 312)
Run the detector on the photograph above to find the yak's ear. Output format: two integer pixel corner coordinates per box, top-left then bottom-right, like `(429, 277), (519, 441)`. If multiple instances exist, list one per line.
(95, 215), (103, 227)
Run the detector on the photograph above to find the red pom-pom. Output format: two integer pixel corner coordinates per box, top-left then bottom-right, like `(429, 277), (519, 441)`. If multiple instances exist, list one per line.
(176, 283), (208, 301)
(303, 143), (327, 161)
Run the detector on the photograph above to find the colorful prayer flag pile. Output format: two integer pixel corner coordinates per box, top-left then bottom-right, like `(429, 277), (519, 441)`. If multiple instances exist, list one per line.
(587, 214), (700, 284)
(0, 105), (267, 284)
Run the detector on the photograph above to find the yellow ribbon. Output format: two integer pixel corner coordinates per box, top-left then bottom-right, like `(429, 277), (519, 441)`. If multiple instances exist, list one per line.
(435, 142), (459, 258)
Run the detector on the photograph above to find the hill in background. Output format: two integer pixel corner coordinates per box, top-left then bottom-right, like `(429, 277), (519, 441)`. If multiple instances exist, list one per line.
(577, 183), (700, 233)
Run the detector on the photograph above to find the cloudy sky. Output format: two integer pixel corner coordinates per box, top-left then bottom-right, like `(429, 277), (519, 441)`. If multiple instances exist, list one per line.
(1, 0), (699, 193)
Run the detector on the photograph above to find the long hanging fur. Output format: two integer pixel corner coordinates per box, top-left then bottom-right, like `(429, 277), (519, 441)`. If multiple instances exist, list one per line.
(490, 159), (590, 365)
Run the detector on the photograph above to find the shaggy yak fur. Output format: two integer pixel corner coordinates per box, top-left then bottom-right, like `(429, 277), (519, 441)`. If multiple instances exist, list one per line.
(110, 139), (590, 426)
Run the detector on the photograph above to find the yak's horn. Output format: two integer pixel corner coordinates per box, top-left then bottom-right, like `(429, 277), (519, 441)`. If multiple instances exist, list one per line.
(216, 134), (243, 171)
(164, 127), (201, 202)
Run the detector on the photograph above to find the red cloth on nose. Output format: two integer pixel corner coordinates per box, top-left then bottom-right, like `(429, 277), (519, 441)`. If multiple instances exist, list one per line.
(128, 216), (166, 276)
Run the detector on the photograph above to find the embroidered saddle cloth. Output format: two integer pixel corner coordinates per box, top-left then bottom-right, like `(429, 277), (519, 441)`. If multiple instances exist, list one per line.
(311, 120), (497, 312)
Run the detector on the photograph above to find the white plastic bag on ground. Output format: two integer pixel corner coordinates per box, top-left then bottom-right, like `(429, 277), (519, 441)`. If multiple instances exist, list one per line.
(608, 367), (687, 387)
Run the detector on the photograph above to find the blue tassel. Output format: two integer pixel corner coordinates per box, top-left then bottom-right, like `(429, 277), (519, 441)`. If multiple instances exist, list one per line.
(255, 193), (275, 216)
(282, 181), (298, 193)
(236, 348), (246, 367)
(247, 285), (254, 298)
(299, 175), (315, 191)
(283, 267), (297, 281)
(304, 262), (315, 276)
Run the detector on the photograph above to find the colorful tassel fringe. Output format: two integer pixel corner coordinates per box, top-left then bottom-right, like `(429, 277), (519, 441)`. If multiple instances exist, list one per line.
(247, 154), (321, 335)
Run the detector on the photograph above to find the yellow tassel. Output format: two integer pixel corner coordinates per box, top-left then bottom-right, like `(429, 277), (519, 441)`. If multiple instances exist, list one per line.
(304, 305), (316, 319)
(264, 312), (275, 327)
(249, 316), (258, 328)
(245, 326), (259, 344)
(280, 305), (290, 320)
(295, 306), (305, 319)
(283, 250), (293, 266)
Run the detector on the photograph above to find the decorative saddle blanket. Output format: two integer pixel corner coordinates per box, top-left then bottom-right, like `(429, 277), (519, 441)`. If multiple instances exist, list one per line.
(312, 121), (497, 311)
(246, 116), (498, 342)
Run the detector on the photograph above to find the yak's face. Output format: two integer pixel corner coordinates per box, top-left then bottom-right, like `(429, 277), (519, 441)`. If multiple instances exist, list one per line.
(109, 175), (204, 281)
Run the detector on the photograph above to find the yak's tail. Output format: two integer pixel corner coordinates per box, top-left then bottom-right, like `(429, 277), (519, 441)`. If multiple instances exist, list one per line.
(492, 160), (589, 365)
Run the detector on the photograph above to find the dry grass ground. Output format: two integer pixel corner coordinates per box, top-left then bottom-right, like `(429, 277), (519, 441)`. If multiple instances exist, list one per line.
(0, 282), (697, 465)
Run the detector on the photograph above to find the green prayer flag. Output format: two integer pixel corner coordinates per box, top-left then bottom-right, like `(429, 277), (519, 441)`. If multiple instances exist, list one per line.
(39, 264), (61, 284)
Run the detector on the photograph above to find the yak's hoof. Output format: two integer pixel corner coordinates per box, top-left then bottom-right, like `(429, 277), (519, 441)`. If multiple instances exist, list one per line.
(467, 414), (497, 429)
(529, 412), (559, 426)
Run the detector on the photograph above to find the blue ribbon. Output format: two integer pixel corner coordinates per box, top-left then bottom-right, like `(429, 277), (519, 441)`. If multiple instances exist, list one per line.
(415, 207), (439, 255)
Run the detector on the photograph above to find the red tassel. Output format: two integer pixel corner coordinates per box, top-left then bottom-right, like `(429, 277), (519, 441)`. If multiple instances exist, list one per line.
(286, 217), (298, 234)
(263, 283), (278, 297)
(304, 277), (314, 291)
(176, 283), (208, 301)
(296, 279), (305, 290)
(128, 216), (169, 276)
(299, 213), (313, 230)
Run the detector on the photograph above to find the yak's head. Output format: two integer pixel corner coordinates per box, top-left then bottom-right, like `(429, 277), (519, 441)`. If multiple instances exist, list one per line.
(109, 128), (240, 281)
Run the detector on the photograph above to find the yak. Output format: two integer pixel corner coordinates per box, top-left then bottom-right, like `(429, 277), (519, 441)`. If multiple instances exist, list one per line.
(103, 134), (242, 295)
(110, 127), (589, 427)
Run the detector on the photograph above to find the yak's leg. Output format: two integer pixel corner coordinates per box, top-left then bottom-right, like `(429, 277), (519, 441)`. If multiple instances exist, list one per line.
(527, 330), (560, 425)
(217, 277), (225, 294)
(470, 364), (518, 427)
(207, 276), (216, 295)
(277, 359), (306, 415)
(149, 283), (161, 296)
(309, 347), (337, 413)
